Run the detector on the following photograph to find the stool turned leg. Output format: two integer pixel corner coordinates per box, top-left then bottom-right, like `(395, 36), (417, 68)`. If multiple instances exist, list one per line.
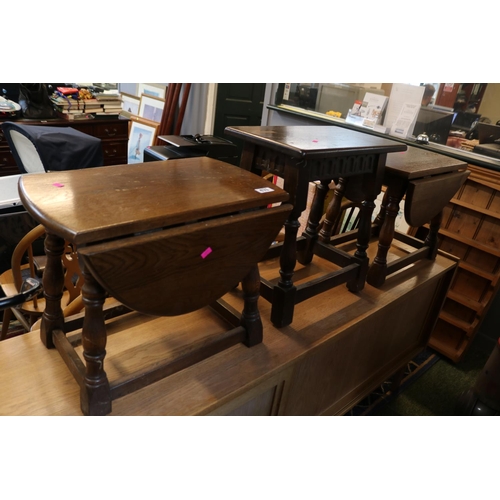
(366, 192), (402, 288)
(269, 163), (309, 328)
(372, 189), (389, 236)
(80, 264), (111, 416)
(346, 196), (378, 292)
(424, 210), (443, 260)
(319, 178), (346, 243)
(298, 179), (331, 265)
(40, 232), (66, 349)
(271, 212), (301, 328)
(241, 264), (263, 347)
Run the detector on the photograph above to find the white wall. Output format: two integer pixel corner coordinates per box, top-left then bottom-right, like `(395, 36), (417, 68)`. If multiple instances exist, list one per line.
(478, 84), (500, 124)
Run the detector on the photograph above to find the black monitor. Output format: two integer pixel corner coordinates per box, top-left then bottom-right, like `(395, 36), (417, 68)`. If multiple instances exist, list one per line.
(412, 107), (454, 145)
(452, 111), (481, 131)
(476, 122), (500, 144)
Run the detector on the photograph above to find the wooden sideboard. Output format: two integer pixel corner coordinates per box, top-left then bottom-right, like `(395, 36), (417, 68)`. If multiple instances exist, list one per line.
(0, 116), (129, 176)
(0, 239), (457, 416)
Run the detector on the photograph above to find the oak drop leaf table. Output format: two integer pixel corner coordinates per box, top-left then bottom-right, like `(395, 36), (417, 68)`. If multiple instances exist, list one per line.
(224, 125), (407, 327)
(319, 146), (469, 287)
(18, 157), (291, 415)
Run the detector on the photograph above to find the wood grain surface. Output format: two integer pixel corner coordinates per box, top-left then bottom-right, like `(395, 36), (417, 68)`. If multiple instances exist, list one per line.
(18, 157), (290, 245)
(225, 126), (407, 159)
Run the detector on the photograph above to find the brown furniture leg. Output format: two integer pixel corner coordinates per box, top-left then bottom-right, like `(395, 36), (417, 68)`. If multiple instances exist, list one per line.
(319, 178), (347, 243)
(347, 196), (374, 292)
(269, 165), (309, 328)
(271, 207), (301, 328)
(40, 232), (66, 349)
(298, 179), (331, 265)
(241, 264), (263, 347)
(366, 185), (405, 288)
(371, 189), (388, 234)
(315, 176), (372, 292)
(80, 264), (111, 416)
(424, 210), (443, 260)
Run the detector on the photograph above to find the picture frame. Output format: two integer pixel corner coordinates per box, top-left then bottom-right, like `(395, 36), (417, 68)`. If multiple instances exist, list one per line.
(128, 119), (158, 164)
(138, 94), (165, 123)
(137, 83), (167, 99)
(121, 92), (140, 116)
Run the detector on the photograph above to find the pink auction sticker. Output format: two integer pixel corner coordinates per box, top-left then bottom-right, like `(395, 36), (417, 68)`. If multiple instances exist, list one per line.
(201, 247), (212, 259)
(53, 183), (64, 188)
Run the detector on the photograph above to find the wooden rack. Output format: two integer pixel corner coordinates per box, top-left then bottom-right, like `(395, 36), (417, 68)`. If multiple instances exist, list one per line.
(410, 164), (500, 362)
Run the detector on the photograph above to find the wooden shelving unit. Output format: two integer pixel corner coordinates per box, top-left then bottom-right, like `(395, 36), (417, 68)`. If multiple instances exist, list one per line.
(411, 164), (500, 362)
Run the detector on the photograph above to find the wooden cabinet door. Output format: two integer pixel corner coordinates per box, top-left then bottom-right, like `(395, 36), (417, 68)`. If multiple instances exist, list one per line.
(435, 83), (460, 108)
(213, 83), (266, 165)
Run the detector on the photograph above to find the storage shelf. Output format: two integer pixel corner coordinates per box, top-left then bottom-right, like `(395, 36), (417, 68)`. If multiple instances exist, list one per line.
(457, 260), (498, 285)
(466, 166), (500, 190)
(428, 335), (467, 363)
(445, 289), (486, 314)
(450, 197), (500, 221)
(438, 310), (477, 334)
(438, 227), (500, 258)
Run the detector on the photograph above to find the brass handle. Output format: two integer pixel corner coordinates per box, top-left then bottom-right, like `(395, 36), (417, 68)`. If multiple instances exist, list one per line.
(104, 128), (117, 137)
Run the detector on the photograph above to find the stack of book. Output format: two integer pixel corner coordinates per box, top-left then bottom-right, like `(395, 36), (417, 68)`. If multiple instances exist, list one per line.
(50, 95), (98, 120)
(94, 90), (122, 117)
(50, 89), (123, 120)
(80, 98), (102, 114)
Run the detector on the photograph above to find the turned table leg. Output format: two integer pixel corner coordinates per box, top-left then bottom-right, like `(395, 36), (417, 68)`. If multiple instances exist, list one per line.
(425, 210), (443, 260)
(366, 189), (404, 288)
(270, 165), (309, 328)
(366, 177), (406, 288)
(319, 178), (347, 243)
(40, 232), (66, 349)
(372, 190), (389, 235)
(298, 179), (331, 265)
(241, 264), (263, 347)
(347, 196), (376, 293)
(80, 263), (111, 416)
(271, 206), (300, 328)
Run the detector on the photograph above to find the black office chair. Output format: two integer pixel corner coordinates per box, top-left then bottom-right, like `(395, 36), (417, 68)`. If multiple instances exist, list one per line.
(1, 121), (103, 174)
